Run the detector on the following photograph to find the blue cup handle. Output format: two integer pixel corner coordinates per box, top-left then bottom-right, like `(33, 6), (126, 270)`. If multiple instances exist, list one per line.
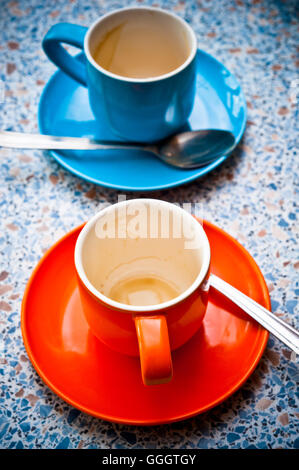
(42, 23), (88, 86)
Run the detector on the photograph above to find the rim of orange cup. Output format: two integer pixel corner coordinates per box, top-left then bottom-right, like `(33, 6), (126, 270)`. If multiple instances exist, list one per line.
(74, 198), (211, 313)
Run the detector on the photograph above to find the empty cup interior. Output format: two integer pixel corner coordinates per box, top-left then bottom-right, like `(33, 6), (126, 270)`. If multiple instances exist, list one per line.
(76, 200), (209, 309)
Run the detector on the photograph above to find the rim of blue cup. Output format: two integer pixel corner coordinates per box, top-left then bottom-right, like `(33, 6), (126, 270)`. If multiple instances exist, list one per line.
(84, 6), (198, 84)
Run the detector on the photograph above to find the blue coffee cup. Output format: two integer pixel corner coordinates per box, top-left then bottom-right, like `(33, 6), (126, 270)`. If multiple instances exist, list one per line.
(42, 7), (197, 143)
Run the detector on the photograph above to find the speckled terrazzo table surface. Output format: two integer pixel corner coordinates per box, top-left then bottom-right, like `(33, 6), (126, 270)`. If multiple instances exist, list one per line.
(0, 0), (298, 450)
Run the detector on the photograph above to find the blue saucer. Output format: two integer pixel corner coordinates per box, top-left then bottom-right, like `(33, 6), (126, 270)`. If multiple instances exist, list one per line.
(38, 50), (246, 192)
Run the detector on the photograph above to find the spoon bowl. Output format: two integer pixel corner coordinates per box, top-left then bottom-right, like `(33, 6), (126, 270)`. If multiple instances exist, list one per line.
(153, 129), (235, 168)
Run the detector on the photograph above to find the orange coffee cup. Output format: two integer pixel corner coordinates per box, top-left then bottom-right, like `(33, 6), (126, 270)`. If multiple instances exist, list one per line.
(75, 199), (210, 385)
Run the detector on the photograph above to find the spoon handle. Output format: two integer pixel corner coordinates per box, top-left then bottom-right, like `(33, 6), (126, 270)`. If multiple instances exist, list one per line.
(0, 130), (146, 151)
(210, 274), (299, 355)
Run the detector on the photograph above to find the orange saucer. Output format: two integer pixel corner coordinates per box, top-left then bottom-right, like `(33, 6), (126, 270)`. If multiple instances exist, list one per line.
(21, 221), (270, 425)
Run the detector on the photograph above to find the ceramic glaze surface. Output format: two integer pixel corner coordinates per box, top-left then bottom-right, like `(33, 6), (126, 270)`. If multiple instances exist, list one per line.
(0, 0), (298, 450)
(42, 10), (198, 143)
(21, 222), (269, 425)
(38, 50), (246, 191)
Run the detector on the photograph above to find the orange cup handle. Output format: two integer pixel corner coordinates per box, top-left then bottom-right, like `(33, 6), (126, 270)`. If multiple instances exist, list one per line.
(134, 315), (173, 386)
